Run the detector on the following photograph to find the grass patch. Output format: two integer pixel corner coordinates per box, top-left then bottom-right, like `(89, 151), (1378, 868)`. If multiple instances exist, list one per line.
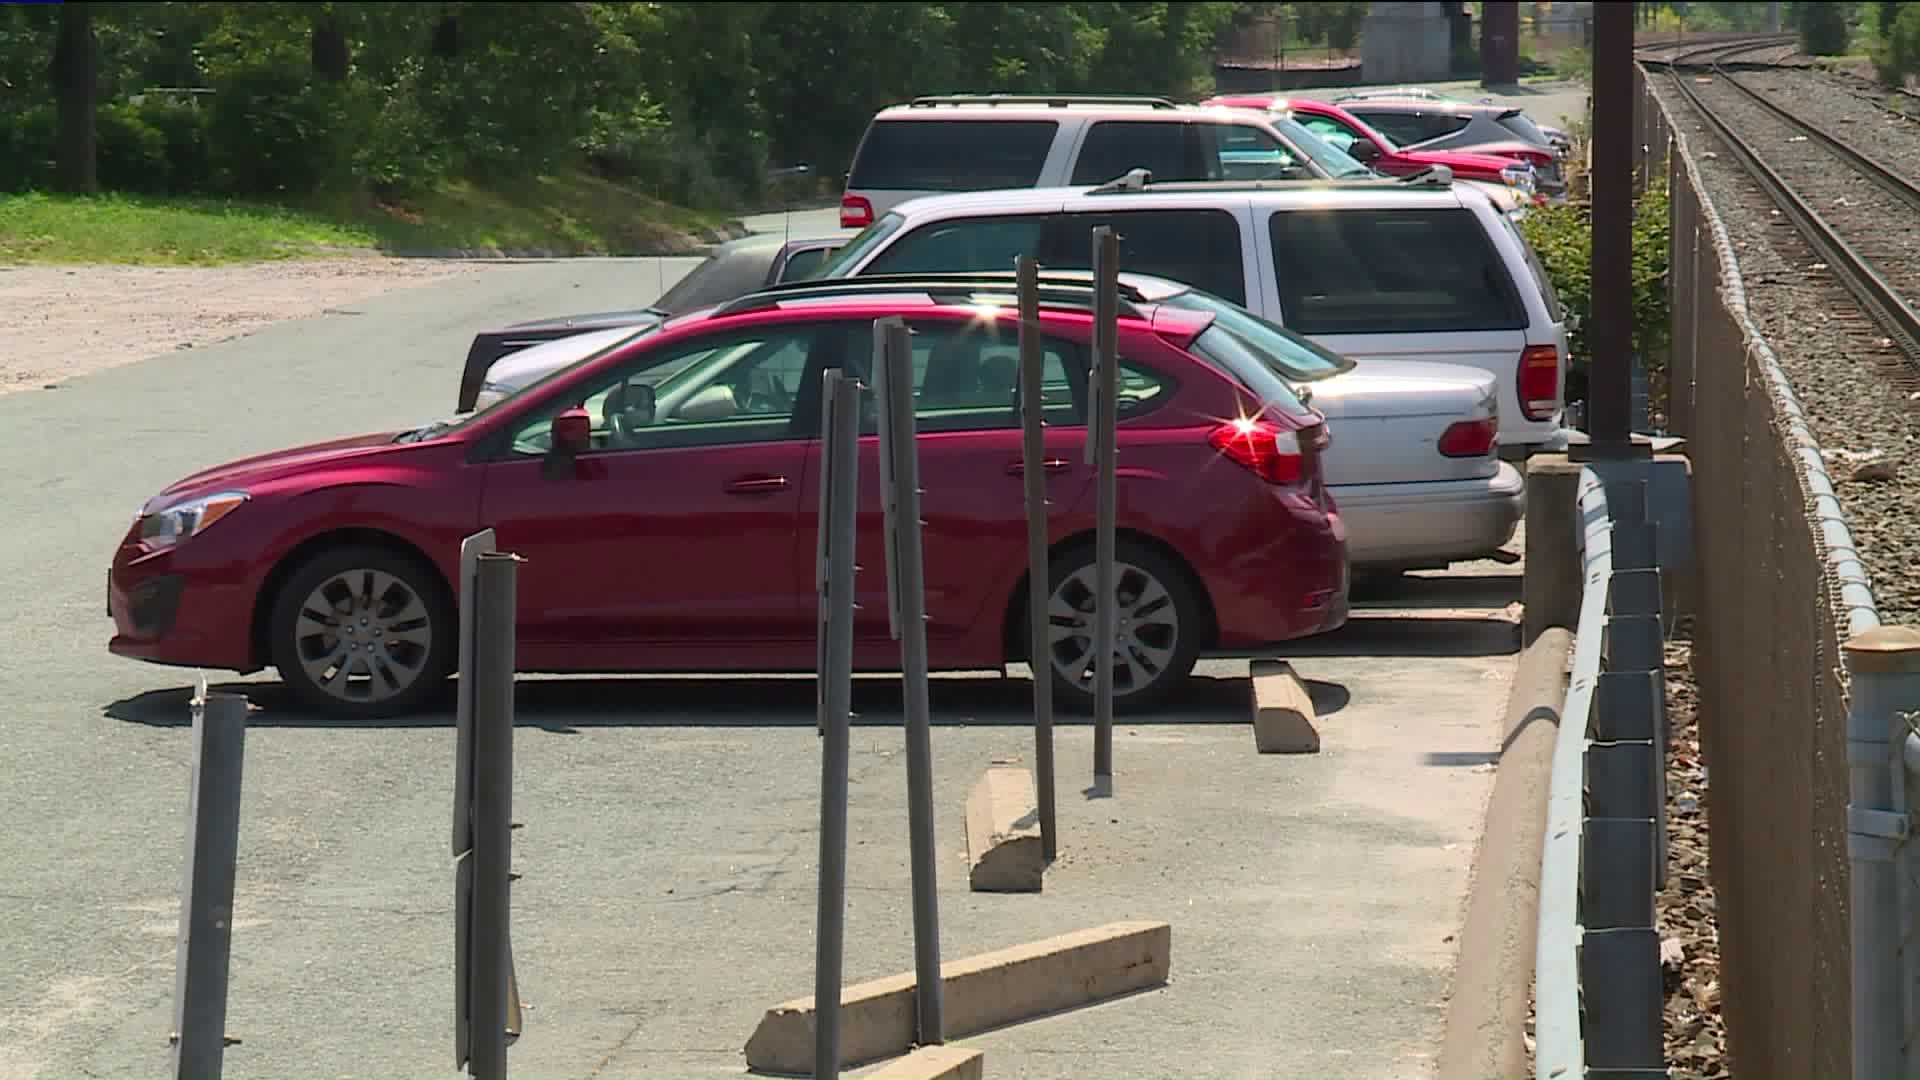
(0, 192), (375, 265)
(0, 169), (739, 266)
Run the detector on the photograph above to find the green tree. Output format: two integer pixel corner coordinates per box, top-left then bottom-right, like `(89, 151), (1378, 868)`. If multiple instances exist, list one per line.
(49, 1), (98, 193)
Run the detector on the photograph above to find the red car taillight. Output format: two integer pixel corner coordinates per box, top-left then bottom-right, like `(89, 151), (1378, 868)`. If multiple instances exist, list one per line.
(840, 194), (874, 229)
(1438, 417), (1499, 458)
(1209, 417), (1314, 484)
(1517, 344), (1560, 421)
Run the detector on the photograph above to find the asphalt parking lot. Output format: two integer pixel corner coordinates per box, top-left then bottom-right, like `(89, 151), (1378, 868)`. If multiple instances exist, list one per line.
(1, 235), (1523, 1078)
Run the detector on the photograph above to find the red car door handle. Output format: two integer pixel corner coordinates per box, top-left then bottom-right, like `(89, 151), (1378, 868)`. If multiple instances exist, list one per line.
(1005, 458), (1069, 476)
(725, 474), (788, 495)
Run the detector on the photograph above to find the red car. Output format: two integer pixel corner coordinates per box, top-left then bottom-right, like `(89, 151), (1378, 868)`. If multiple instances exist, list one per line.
(109, 276), (1350, 719)
(1203, 95), (1546, 202)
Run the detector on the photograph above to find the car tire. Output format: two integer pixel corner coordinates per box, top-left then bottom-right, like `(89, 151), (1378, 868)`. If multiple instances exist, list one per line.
(1024, 538), (1204, 716)
(269, 545), (455, 719)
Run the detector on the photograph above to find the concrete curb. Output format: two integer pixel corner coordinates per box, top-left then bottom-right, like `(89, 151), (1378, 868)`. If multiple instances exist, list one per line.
(964, 765), (1044, 892)
(744, 920), (1171, 1075)
(1250, 659), (1320, 753)
(1435, 626), (1573, 1080)
(863, 1045), (985, 1080)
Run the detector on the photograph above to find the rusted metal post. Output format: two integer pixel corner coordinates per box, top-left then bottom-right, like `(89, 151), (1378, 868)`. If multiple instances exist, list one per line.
(1586, 0), (1638, 456)
(1015, 256), (1059, 859)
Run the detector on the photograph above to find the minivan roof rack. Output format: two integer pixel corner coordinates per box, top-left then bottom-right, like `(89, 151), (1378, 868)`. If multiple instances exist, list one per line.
(908, 93), (1178, 110)
(1083, 167), (1456, 196)
(711, 274), (1150, 319)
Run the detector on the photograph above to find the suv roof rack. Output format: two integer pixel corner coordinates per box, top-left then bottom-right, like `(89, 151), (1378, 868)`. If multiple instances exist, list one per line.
(711, 274), (1150, 319)
(908, 93), (1178, 110)
(1084, 165), (1456, 196)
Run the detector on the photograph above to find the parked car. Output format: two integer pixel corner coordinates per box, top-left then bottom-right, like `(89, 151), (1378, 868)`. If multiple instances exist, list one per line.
(472, 262), (1521, 573)
(813, 174), (1570, 461)
(1333, 86), (1572, 150)
(455, 230), (852, 412)
(1201, 94), (1544, 203)
(110, 277), (1350, 720)
(1335, 99), (1566, 195)
(836, 93), (1381, 229)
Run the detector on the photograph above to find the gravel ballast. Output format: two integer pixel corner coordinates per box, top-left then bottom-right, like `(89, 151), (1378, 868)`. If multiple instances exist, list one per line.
(1653, 70), (1920, 627)
(1644, 60), (1920, 1079)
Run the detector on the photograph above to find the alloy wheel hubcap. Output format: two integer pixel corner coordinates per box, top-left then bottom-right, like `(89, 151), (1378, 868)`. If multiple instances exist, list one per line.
(1046, 560), (1180, 696)
(294, 569), (433, 703)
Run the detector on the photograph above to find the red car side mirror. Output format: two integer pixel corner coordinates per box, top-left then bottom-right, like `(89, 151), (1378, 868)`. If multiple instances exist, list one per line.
(552, 407), (591, 454)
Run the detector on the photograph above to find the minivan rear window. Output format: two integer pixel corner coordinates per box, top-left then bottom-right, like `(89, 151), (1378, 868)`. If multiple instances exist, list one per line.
(847, 119), (1058, 191)
(1268, 207), (1528, 335)
(1493, 208), (1563, 322)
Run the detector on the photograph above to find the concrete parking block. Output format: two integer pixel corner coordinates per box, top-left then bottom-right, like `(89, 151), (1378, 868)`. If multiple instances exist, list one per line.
(964, 764), (1044, 893)
(1250, 659), (1319, 753)
(863, 1044), (985, 1080)
(744, 920), (1171, 1075)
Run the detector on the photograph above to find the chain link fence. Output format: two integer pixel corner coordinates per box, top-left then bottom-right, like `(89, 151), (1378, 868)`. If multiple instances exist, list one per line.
(1644, 61), (1867, 1080)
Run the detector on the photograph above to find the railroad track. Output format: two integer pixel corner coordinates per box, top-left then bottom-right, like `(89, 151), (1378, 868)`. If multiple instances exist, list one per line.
(1636, 31), (1798, 67)
(1658, 56), (1920, 366)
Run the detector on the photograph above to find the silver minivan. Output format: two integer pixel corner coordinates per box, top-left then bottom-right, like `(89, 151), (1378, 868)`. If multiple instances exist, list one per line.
(814, 175), (1572, 455)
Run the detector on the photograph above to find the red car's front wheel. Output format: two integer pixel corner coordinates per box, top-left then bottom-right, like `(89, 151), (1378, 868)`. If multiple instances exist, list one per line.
(269, 545), (456, 719)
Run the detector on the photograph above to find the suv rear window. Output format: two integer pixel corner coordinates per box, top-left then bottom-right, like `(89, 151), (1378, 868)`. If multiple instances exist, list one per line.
(1071, 121), (1200, 185)
(848, 119), (1058, 191)
(1268, 207), (1527, 334)
(1497, 111), (1550, 145)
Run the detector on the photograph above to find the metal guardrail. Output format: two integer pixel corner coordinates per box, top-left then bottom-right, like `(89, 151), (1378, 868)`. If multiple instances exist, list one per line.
(1536, 468), (1672, 1080)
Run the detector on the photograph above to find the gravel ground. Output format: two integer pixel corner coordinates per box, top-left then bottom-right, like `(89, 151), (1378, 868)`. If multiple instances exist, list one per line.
(0, 255), (485, 396)
(1654, 72), (1920, 627)
(1736, 67), (1920, 178)
(1685, 74), (1920, 314)
(1659, 627), (1727, 1080)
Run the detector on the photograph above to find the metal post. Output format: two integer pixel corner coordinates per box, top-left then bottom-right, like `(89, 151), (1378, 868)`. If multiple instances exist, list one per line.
(469, 552), (518, 1080)
(1016, 256), (1059, 860)
(454, 528), (495, 856)
(1090, 227), (1119, 788)
(172, 689), (247, 1080)
(812, 368), (860, 1080)
(1843, 627), (1920, 1080)
(873, 316), (945, 1045)
(1587, 0), (1635, 455)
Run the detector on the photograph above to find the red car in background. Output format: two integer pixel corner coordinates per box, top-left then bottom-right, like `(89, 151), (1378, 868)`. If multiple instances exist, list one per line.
(108, 276), (1349, 720)
(1203, 94), (1547, 203)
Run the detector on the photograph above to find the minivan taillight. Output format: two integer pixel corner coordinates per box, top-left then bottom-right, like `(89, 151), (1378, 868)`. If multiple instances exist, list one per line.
(1209, 418), (1310, 484)
(840, 194), (874, 229)
(1517, 344), (1560, 421)
(1438, 417), (1499, 458)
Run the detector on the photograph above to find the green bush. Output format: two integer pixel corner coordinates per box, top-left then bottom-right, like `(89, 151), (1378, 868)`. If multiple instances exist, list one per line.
(139, 96), (214, 194)
(1519, 182), (1671, 407)
(205, 65), (355, 195)
(582, 102), (741, 209)
(348, 86), (449, 196)
(95, 101), (170, 194)
(1799, 2), (1853, 55)
(1884, 3), (1920, 86)
(0, 104), (55, 193)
